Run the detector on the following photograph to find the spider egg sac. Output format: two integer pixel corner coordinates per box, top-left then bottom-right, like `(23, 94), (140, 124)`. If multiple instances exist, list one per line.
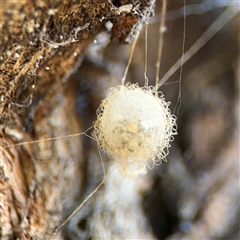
(94, 83), (177, 175)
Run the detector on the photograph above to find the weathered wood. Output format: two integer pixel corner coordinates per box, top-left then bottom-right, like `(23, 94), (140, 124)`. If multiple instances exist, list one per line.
(0, 0), (154, 239)
(0, 0), (239, 239)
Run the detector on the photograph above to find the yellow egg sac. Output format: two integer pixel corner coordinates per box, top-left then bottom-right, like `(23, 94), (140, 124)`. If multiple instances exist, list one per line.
(94, 83), (177, 175)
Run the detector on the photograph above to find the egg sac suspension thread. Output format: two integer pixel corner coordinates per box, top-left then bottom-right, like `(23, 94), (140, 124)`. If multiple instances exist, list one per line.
(93, 83), (177, 175)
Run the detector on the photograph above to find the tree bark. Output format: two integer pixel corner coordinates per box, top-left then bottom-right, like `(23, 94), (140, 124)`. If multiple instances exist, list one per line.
(0, 0), (154, 239)
(1, 0), (239, 240)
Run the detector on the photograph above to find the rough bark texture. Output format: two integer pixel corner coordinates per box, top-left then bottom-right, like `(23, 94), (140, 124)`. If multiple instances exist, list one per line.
(0, 0), (154, 239)
(0, 0), (239, 240)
